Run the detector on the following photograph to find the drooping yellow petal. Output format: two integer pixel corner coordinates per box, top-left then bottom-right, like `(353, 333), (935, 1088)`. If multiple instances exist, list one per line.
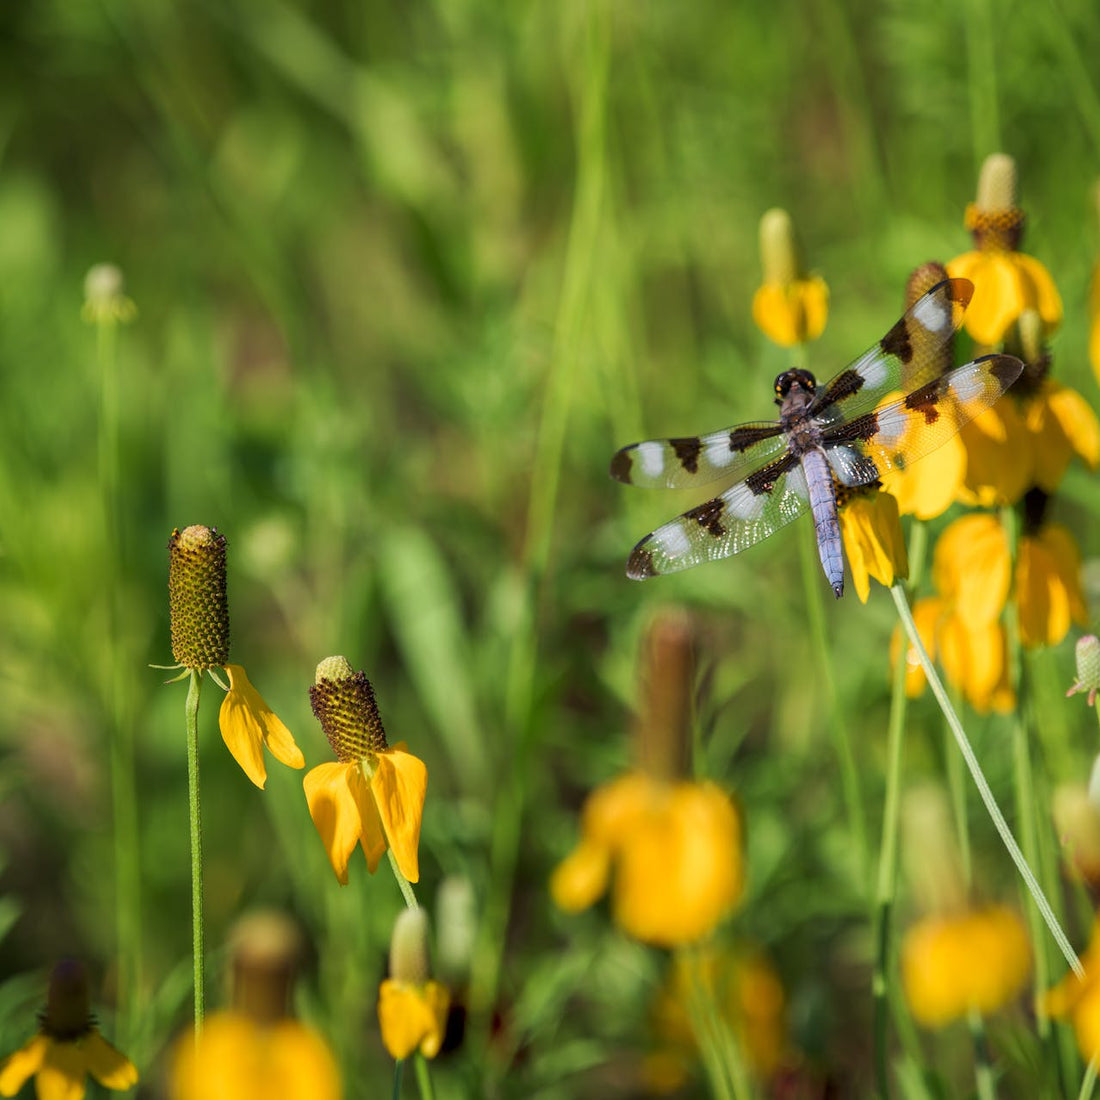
(582, 772), (658, 849)
(0, 1033), (49, 1096)
(957, 399), (1032, 507)
(1028, 382), (1100, 491)
(939, 613), (1014, 714)
(266, 1020), (343, 1100)
(947, 252), (1061, 346)
(378, 980), (449, 1061)
(932, 514), (1010, 630)
(614, 781), (743, 946)
(550, 838), (611, 913)
(838, 490), (908, 603)
(1017, 525), (1087, 649)
(170, 1014), (265, 1100)
(1013, 252), (1063, 334)
(880, 430), (965, 520)
(751, 277), (828, 347)
(304, 762), (368, 885)
(220, 665), (304, 789)
(370, 746), (427, 883)
(37, 1038), (89, 1100)
(83, 1032), (138, 1090)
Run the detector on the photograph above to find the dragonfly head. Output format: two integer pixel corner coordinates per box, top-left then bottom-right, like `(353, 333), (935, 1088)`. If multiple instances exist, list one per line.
(774, 368), (817, 405)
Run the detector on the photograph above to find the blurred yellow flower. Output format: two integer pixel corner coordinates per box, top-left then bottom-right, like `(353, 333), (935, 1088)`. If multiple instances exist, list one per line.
(947, 154), (1062, 346)
(170, 1014), (341, 1100)
(0, 960), (138, 1100)
(1024, 380), (1100, 492)
(1043, 920), (1100, 1060)
(938, 610), (1015, 715)
(552, 772), (743, 947)
(644, 947), (787, 1092)
(1016, 522), (1088, 648)
(378, 981), (450, 1061)
(836, 485), (908, 603)
(751, 208), (828, 347)
(902, 906), (1031, 1027)
(304, 658), (427, 884)
(931, 514), (1010, 631)
(956, 398), (1033, 508)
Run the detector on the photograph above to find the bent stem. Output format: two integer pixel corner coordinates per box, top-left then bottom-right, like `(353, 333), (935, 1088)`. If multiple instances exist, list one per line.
(415, 1054), (436, 1100)
(889, 584), (1082, 978)
(386, 848), (419, 911)
(185, 670), (205, 1033)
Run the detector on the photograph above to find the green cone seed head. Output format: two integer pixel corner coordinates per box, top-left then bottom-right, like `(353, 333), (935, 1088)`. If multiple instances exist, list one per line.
(309, 657), (389, 761)
(168, 525), (230, 670)
(389, 908), (430, 985)
(758, 207), (800, 284)
(43, 959), (93, 1041)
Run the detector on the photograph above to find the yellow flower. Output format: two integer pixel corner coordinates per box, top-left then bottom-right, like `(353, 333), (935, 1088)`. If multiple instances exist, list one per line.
(946, 154), (1062, 346)
(169, 911), (341, 1100)
(551, 772), (743, 947)
(902, 906), (1031, 1027)
(880, 431), (967, 520)
(170, 1015), (341, 1100)
(955, 398), (1033, 508)
(938, 611), (1015, 715)
(751, 208), (828, 347)
(931, 514), (1010, 630)
(837, 485), (908, 603)
(304, 658), (427, 884)
(378, 909), (450, 1062)
(0, 960), (138, 1100)
(1025, 380), (1100, 492)
(644, 947), (787, 1092)
(1042, 920), (1100, 1060)
(166, 525), (304, 789)
(1016, 521), (1088, 649)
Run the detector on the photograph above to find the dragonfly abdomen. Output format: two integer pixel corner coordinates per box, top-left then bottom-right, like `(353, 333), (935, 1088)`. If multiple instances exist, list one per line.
(800, 448), (844, 598)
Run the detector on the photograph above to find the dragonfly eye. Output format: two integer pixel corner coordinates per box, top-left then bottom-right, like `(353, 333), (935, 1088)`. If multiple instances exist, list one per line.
(774, 369), (816, 400)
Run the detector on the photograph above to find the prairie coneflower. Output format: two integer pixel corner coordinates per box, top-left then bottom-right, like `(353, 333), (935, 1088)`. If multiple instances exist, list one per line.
(0, 960), (138, 1100)
(551, 612), (743, 946)
(304, 658), (427, 885)
(169, 913), (342, 1100)
(378, 909), (450, 1062)
(835, 483), (908, 604)
(751, 208), (828, 348)
(165, 525), (304, 788)
(947, 153), (1062, 347)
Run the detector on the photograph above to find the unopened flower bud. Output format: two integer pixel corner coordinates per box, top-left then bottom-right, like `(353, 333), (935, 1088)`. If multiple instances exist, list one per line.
(389, 908), (431, 986)
(1067, 635), (1100, 706)
(168, 525), (230, 670)
(309, 658), (389, 761)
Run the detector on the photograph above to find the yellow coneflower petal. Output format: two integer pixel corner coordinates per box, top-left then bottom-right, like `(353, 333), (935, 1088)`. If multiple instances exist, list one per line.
(881, 432), (966, 520)
(957, 399), (1032, 507)
(1017, 525), (1087, 649)
(378, 980), (449, 1061)
(370, 746), (427, 884)
(939, 613), (1013, 714)
(932, 514), (1010, 629)
(1013, 252), (1064, 333)
(947, 252), (1061, 345)
(220, 665), (304, 789)
(304, 762), (369, 885)
(84, 1033), (138, 1090)
(170, 1014), (262, 1099)
(267, 1020), (342, 1100)
(37, 1040), (88, 1100)
(550, 838), (611, 913)
(582, 772), (656, 848)
(1028, 382), (1100, 492)
(838, 490), (908, 603)
(0, 1034), (48, 1095)
(751, 278), (829, 347)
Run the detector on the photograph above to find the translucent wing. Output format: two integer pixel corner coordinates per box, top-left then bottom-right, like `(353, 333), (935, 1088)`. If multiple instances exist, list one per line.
(610, 422), (787, 490)
(625, 451), (809, 578)
(820, 353), (1024, 484)
(809, 277), (974, 428)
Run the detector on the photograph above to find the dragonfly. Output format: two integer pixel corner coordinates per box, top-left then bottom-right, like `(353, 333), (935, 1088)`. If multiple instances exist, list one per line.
(610, 277), (1023, 598)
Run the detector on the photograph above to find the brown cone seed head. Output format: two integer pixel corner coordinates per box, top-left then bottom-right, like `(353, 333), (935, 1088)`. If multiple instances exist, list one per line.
(42, 959), (94, 1041)
(168, 525), (230, 670)
(229, 911), (303, 1024)
(309, 659), (389, 761)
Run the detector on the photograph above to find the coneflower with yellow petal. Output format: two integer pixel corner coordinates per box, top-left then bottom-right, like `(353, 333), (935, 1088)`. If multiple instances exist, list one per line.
(304, 658), (427, 898)
(751, 208), (828, 348)
(169, 912), (342, 1100)
(159, 524), (304, 1029)
(0, 960), (138, 1100)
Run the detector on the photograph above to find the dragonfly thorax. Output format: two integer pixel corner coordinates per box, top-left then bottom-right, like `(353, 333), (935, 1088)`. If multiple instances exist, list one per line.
(773, 368), (817, 404)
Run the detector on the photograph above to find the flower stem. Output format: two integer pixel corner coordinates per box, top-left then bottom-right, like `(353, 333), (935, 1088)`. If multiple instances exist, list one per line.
(968, 1010), (997, 1100)
(392, 1058), (404, 1100)
(414, 1054), (436, 1100)
(386, 848), (419, 910)
(185, 669), (205, 1033)
(1080, 1059), (1099, 1100)
(873, 624), (910, 1100)
(889, 584), (1083, 977)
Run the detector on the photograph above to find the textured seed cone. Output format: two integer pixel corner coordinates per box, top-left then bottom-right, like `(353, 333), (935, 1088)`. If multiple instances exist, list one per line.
(43, 959), (93, 1041)
(635, 610), (693, 782)
(758, 207), (801, 284)
(229, 911), (302, 1024)
(389, 908), (431, 985)
(168, 525), (229, 670)
(309, 657), (389, 761)
(965, 153), (1024, 250)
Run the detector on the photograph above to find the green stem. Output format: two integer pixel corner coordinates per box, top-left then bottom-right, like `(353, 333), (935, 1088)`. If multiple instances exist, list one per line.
(185, 670), (205, 1033)
(964, 0), (1001, 164)
(1080, 1059), (1099, 1100)
(872, 616), (910, 1100)
(968, 1010), (997, 1100)
(681, 947), (746, 1100)
(799, 526), (869, 890)
(392, 1058), (404, 1100)
(414, 1054), (435, 1100)
(889, 585), (1083, 977)
(386, 848), (419, 910)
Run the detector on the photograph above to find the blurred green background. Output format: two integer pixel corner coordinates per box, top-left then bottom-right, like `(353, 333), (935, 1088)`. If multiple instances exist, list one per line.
(2, 0), (1100, 1095)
